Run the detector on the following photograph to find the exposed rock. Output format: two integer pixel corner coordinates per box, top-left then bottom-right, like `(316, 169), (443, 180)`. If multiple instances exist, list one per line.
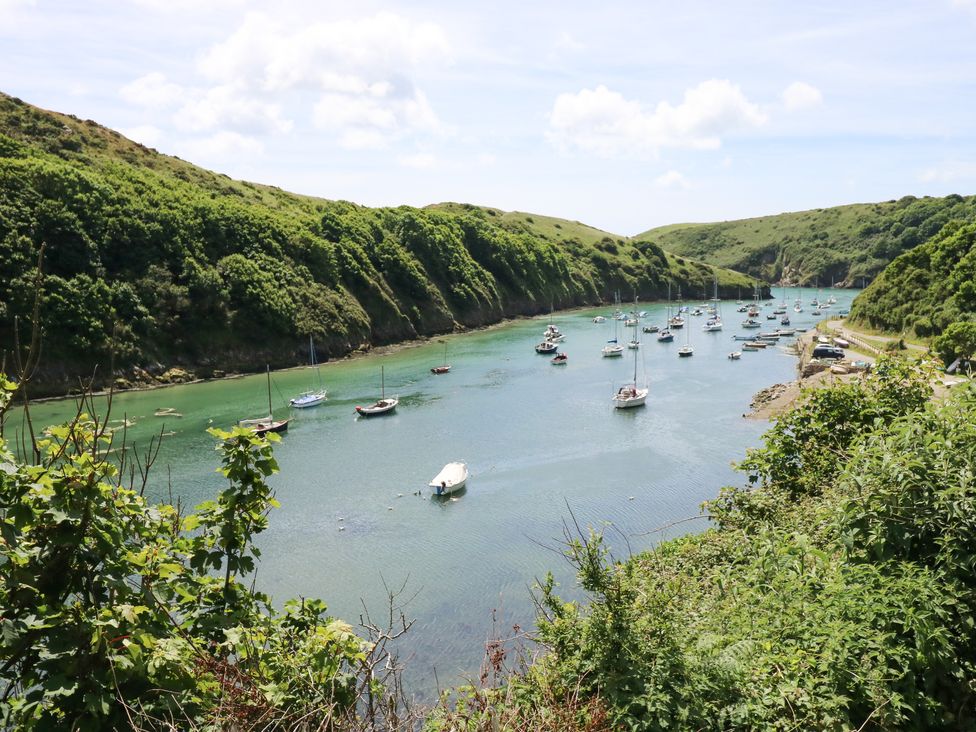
(751, 383), (790, 410)
(802, 360), (831, 378)
(159, 367), (193, 384)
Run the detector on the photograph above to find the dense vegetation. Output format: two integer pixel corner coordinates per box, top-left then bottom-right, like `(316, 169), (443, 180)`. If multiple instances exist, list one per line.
(0, 376), (419, 730)
(638, 194), (976, 286)
(4, 338), (976, 729)
(0, 92), (751, 396)
(849, 220), (976, 346)
(430, 359), (976, 730)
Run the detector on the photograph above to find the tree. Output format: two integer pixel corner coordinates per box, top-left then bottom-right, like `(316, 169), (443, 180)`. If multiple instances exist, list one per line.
(933, 321), (976, 367)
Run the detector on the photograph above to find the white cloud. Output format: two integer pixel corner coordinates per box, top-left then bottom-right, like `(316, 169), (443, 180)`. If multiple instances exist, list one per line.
(0, 0), (34, 21)
(477, 152), (497, 166)
(130, 0), (243, 10)
(199, 11), (451, 91)
(191, 11), (450, 148)
(547, 80), (767, 157)
(314, 87), (441, 149)
(919, 161), (976, 183)
(120, 72), (184, 109)
(654, 170), (691, 189)
(176, 85), (292, 134)
(553, 31), (585, 53)
(177, 131), (264, 160)
(781, 81), (823, 111)
(397, 152), (437, 169)
(120, 125), (163, 148)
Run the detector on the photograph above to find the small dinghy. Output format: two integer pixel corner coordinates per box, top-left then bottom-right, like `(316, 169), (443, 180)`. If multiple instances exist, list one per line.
(728, 351), (742, 360)
(430, 462), (468, 496)
(551, 353), (568, 365)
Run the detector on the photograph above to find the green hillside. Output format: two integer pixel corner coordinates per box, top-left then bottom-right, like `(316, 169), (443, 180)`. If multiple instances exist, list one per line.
(638, 195), (976, 286)
(0, 93), (752, 396)
(848, 219), (976, 338)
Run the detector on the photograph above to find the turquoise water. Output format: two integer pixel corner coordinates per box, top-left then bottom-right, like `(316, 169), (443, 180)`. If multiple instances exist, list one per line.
(13, 289), (858, 693)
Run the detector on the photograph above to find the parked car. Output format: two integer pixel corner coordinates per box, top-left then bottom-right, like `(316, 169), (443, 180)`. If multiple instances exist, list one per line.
(813, 345), (846, 360)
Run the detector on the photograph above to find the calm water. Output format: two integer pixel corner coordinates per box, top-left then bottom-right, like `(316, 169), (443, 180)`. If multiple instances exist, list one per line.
(14, 288), (857, 693)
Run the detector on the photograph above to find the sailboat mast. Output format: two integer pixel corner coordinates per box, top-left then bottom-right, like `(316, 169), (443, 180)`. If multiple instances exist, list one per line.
(381, 366), (385, 399)
(266, 365), (273, 417)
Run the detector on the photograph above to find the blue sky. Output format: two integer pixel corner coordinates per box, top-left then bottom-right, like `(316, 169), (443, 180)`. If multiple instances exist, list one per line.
(2, 0), (975, 234)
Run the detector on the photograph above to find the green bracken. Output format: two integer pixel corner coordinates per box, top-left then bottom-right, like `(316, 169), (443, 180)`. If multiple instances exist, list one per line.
(637, 194), (976, 287)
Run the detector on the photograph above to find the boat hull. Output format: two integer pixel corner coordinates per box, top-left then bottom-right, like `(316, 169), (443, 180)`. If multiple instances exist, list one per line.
(612, 386), (648, 408)
(356, 398), (399, 416)
(240, 418), (290, 435)
(430, 462), (468, 495)
(290, 392), (327, 408)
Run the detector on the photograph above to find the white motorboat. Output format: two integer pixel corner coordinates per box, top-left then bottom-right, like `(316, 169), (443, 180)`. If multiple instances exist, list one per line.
(728, 351), (742, 360)
(430, 462), (468, 495)
(592, 316), (606, 323)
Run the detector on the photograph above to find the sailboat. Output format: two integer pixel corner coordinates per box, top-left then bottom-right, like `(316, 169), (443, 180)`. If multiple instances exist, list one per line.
(678, 318), (694, 357)
(669, 286), (685, 329)
(290, 336), (328, 408)
(613, 324), (648, 409)
(431, 342), (451, 374)
(702, 276), (723, 331)
(657, 282), (674, 342)
(602, 307), (624, 357)
(627, 297), (641, 348)
(355, 366), (399, 416)
(241, 366), (290, 435)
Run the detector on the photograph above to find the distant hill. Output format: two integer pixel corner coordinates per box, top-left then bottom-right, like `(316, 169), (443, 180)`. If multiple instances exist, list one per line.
(0, 93), (751, 396)
(848, 220), (976, 337)
(637, 195), (976, 286)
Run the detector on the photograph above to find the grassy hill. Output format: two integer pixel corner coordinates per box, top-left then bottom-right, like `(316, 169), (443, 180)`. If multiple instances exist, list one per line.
(0, 93), (752, 396)
(637, 195), (976, 286)
(848, 219), (976, 338)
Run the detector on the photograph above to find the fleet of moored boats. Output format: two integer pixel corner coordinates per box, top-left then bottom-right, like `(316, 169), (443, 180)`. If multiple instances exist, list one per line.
(235, 287), (851, 494)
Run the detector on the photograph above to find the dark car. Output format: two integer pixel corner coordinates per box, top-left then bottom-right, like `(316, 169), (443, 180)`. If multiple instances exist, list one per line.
(813, 345), (846, 360)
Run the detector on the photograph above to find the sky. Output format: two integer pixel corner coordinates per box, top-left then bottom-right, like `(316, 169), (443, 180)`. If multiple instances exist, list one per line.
(1, 0), (975, 235)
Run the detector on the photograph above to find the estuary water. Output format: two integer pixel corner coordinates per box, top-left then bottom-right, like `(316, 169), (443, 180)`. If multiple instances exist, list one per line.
(16, 288), (859, 693)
